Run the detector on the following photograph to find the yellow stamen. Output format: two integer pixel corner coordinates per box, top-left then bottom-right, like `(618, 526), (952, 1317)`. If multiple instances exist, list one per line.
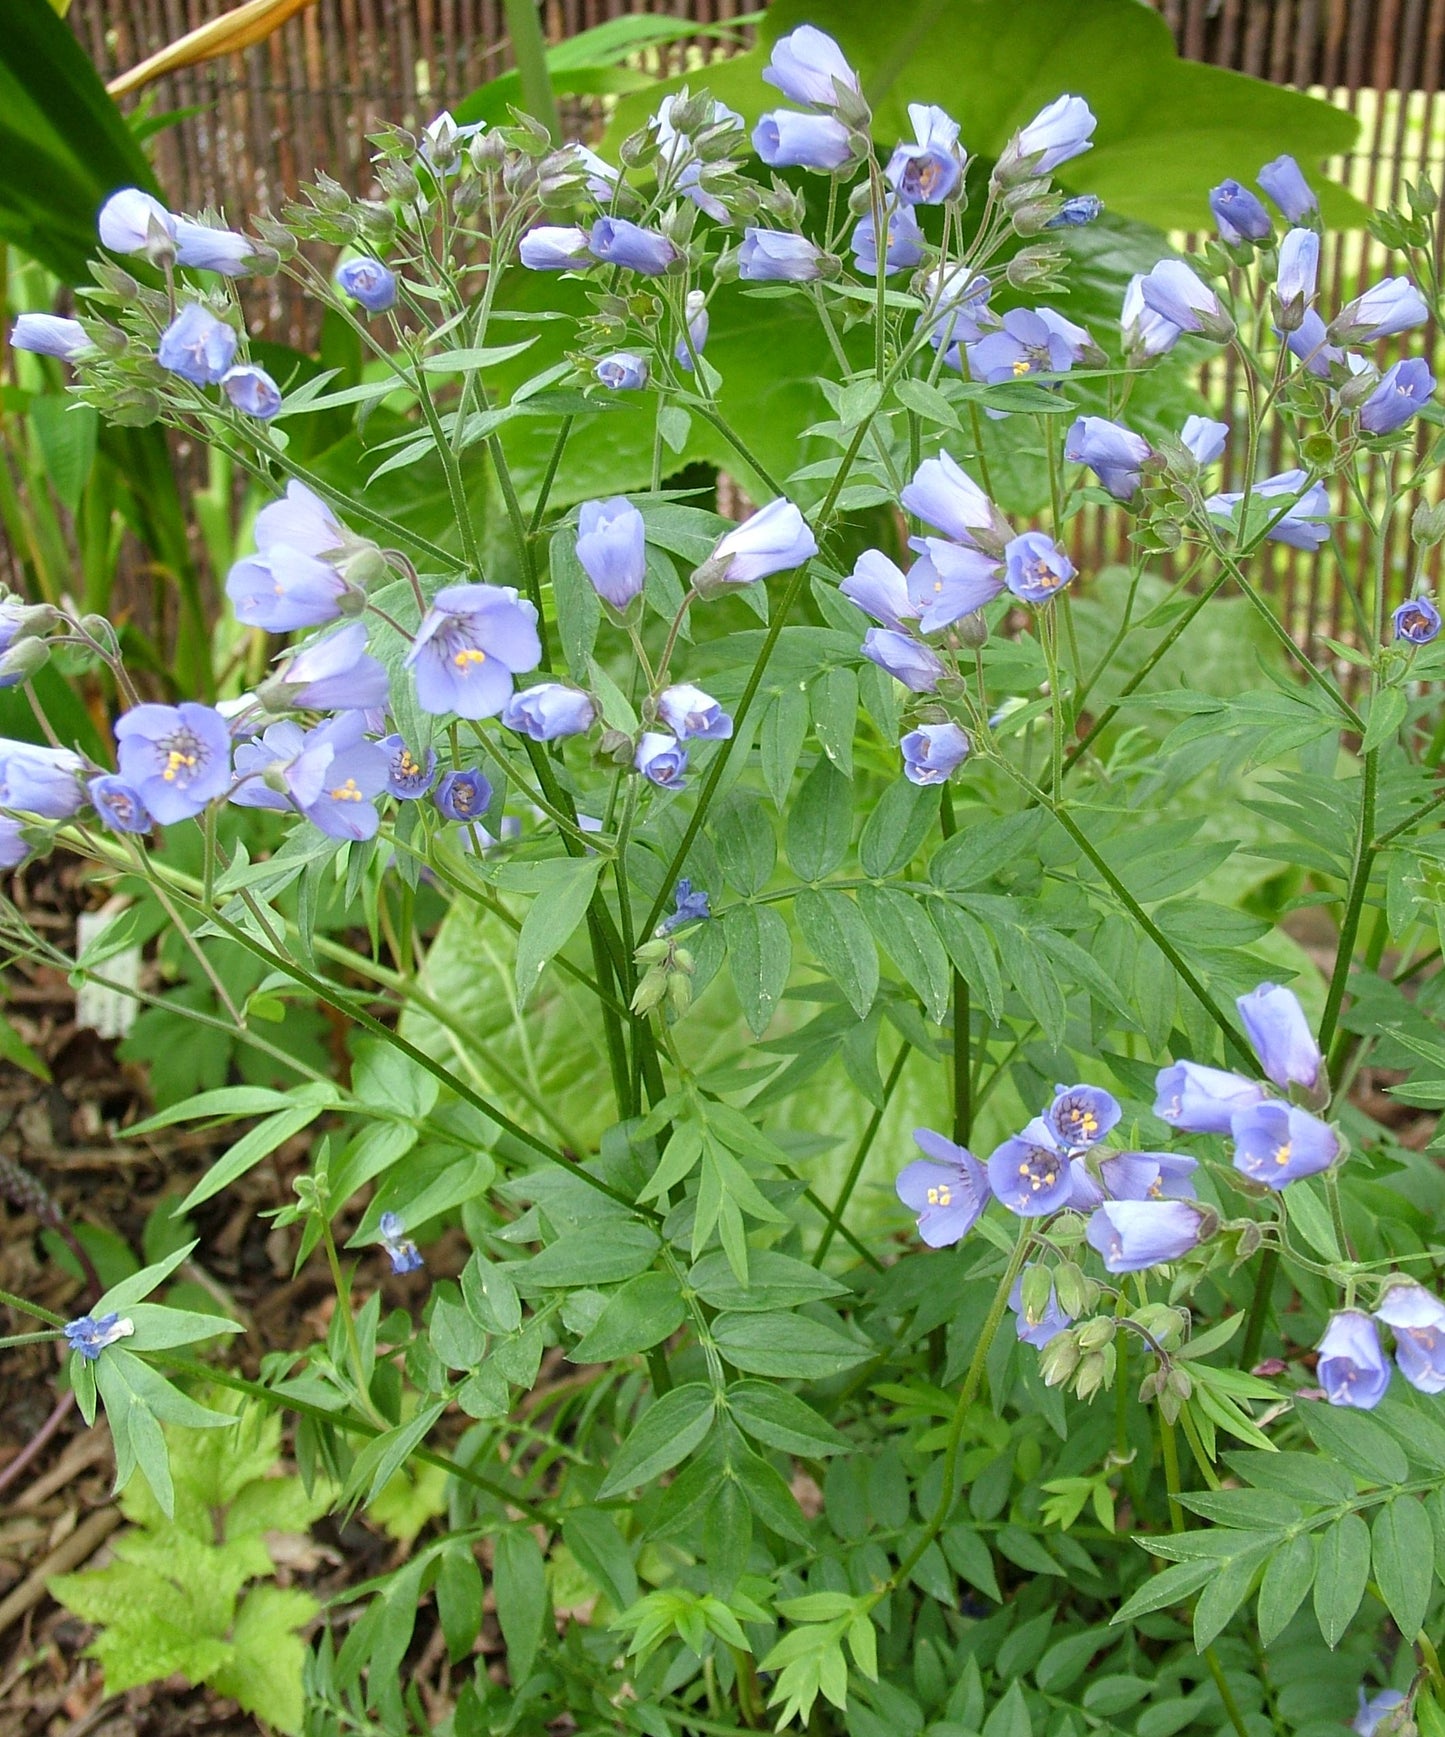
(330, 779), (363, 802)
(454, 647), (487, 668)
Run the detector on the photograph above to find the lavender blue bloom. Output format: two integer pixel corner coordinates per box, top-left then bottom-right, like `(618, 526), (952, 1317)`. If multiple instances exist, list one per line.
(900, 451), (1010, 551)
(157, 304), (238, 385)
(1276, 227), (1320, 307)
(406, 584), (542, 719)
(1005, 94), (1097, 175)
(577, 498), (647, 608)
(378, 735), (436, 799)
(657, 683), (732, 742)
(711, 498), (818, 584)
(1394, 596), (1442, 644)
(862, 628), (944, 693)
(1122, 272), (1183, 362)
(0, 817), (27, 871)
(1231, 1100), (1339, 1188)
(851, 205), (926, 275)
(896, 1128), (991, 1246)
(1257, 154), (1318, 223)
(659, 878), (710, 935)
(10, 315), (90, 360)
(234, 714), (388, 839)
(675, 290), (709, 371)
(435, 768), (492, 821)
(63, 1311), (134, 1360)
(905, 539), (1005, 631)
(227, 544), (355, 632)
(519, 225), (594, 270)
(1237, 981), (1322, 1091)
(1181, 415), (1230, 466)
(379, 1211), (424, 1275)
(268, 621), (389, 712)
(503, 682), (598, 740)
(1138, 260), (1233, 340)
(588, 217), (678, 276)
(753, 110), (854, 172)
(98, 188), (174, 254)
(676, 159), (731, 223)
(1360, 358), (1435, 435)
(594, 352), (649, 390)
(919, 266), (994, 363)
(1046, 194), (1103, 229)
(841, 552), (919, 631)
(761, 25), (860, 108)
(738, 229), (824, 283)
(1087, 1200), (1206, 1272)
(1206, 469), (1332, 551)
(88, 774), (151, 834)
(900, 722), (970, 786)
(174, 218), (257, 275)
(1004, 532), (1075, 603)
(1329, 277), (1431, 344)
(1375, 1284), (1445, 1395)
(1155, 1060), (1267, 1134)
(221, 364), (282, 419)
(886, 103), (963, 205)
(1209, 179), (1273, 245)
(1317, 1309), (1391, 1409)
(1099, 1151), (1199, 1201)
(635, 731), (688, 790)
(0, 742), (85, 819)
(1065, 416), (1151, 502)
(420, 111), (485, 175)
(1282, 307), (1343, 377)
(987, 1121), (1074, 1216)
(254, 479), (345, 560)
(114, 702), (232, 824)
(968, 307), (1092, 385)
(1045, 1084), (1121, 1153)
(335, 257), (397, 313)
(1355, 1692), (1408, 1737)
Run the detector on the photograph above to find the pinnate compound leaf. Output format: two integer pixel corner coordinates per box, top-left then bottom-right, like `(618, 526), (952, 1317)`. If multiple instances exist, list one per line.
(599, 1383), (716, 1496)
(1298, 1400), (1410, 1486)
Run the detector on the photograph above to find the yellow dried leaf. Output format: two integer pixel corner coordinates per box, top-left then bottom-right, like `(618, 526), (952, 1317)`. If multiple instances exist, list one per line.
(107, 0), (319, 98)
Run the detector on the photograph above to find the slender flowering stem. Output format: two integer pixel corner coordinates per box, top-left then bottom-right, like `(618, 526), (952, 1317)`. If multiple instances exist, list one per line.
(813, 1039), (910, 1265)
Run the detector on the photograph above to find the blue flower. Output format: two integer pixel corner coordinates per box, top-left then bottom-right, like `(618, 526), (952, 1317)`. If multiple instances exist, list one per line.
(710, 498), (818, 584)
(174, 218), (258, 275)
(1209, 179), (1273, 244)
(588, 217), (678, 276)
(659, 878), (711, 935)
(379, 1211), (424, 1274)
(1045, 1084), (1121, 1153)
(1206, 469), (1331, 551)
(1045, 194), (1103, 229)
(1137, 260), (1234, 341)
(1086, 1200), (1206, 1272)
(675, 290), (709, 372)
(1004, 532), (1075, 604)
(1375, 1284), (1445, 1395)
(232, 715), (388, 839)
(520, 226), (594, 270)
(1275, 227), (1320, 308)
(1257, 154), (1318, 223)
(1360, 358), (1435, 435)
(862, 628), (944, 693)
(1230, 1100), (1338, 1188)
(1317, 1310), (1390, 1409)
(851, 206), (926, 275)
(157, 304), (237, 385)
(841, 552), (920, 631)
(88, 774), (152, 834)
(335, 257), (397, 313)
(1008, 1270), (1072, 1346)
(897, 1128), (991, 1246)
(999, 94), (1096, 178)
(1180, 415), (1230, 467)
(265, 621), (389, 712)
(0, 742), (85, 820)
(577, 498), (647, 608)
(987, 1121), (1073, 1216)
(594, 353), (649, 390)
(98, 188), (175, 255)
(1065, 416), (1151, 502)
(503, 682), (597, 740)
(435, 768), (492, 821)
(227, 547), (355, 632)
(1329, 277), (1430, 344)
(900, 722), (970, 786)
(1155, 1060), (1266, 1134)
(378, 735), (437, 799)
(114, 702), (232, 824)
(968, 307), (1093, 385)
(635, 732), (688, 790)
(63, 1311), (134, 1361)
(1237, 981), (1322, 1092)
(0, 817), (28, 870)
(420, 111), (485, 175)
(1354, 1692), (1408, 1737)
(10, 315), (91, 360)
(1282, 308), (1343, 377)
(753, 110), (854, 172)
(885, 103), (963, 205)
(738, 229), (824, 283)
(900, 451), (1010, 552)
(1098, 1151), (1198, 1201)
(221, 364), (282, 419)
(657, 683), (732, 742)
(918, 267), (994, 364)
(906, 538), (1005, 631)
(761, 25), (860, 108)
(1122, 273), (1183, 362)
(652, 89), (742, 171)
(405, 584), (541, 719)
(1394, 596), (1441, 644)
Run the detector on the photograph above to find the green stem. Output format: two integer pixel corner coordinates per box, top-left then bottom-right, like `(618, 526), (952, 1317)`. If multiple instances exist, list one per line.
(0, 1286), (65, 1326)
(528, 416), (573, 534)
(1238, 1246), (1278, 1369)
(1320, 746), (1379, 1071)
(940, 789), (972, 1144)
(413, 367), (481, 572)
(813, 1041), (910, 1265)
(320, 1219), (386, 1428)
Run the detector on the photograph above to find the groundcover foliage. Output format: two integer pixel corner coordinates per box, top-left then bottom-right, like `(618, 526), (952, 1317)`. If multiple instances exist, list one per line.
(5, 13), (1445, 1737)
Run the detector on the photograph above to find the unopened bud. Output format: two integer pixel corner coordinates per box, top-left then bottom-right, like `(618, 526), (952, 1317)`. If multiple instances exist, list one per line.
(109, 388), (162, 427)
(598, 727), (635, 763)
(831, 83), (872, 132)
(1076, 1317), (1116, 1352)
(340, 544), (390, 592)
(846, 181), (874, 218)
(953, 610), (989, 649)
(618, 130), (659, 171)
(1412, 501), (1445, 548)
(1038, 1331), (1080, 1388)
(0, 638), (50, 688)
(471, 130), (507, 170)
(1338, 365), (1383, 411)
(355, 201), (397, 248)
(1005, 245), (1064, 291)
(1074, 1347), (1113, 1400)
(93, 262), (140, 303)
(1138, 1370), (1165, 1405)
(1053, 1261), (1089, 1319)
(1021, 1264), (1054, 1324)
(378, 161), (421, 203)
(1411, 172), (1438, 217)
